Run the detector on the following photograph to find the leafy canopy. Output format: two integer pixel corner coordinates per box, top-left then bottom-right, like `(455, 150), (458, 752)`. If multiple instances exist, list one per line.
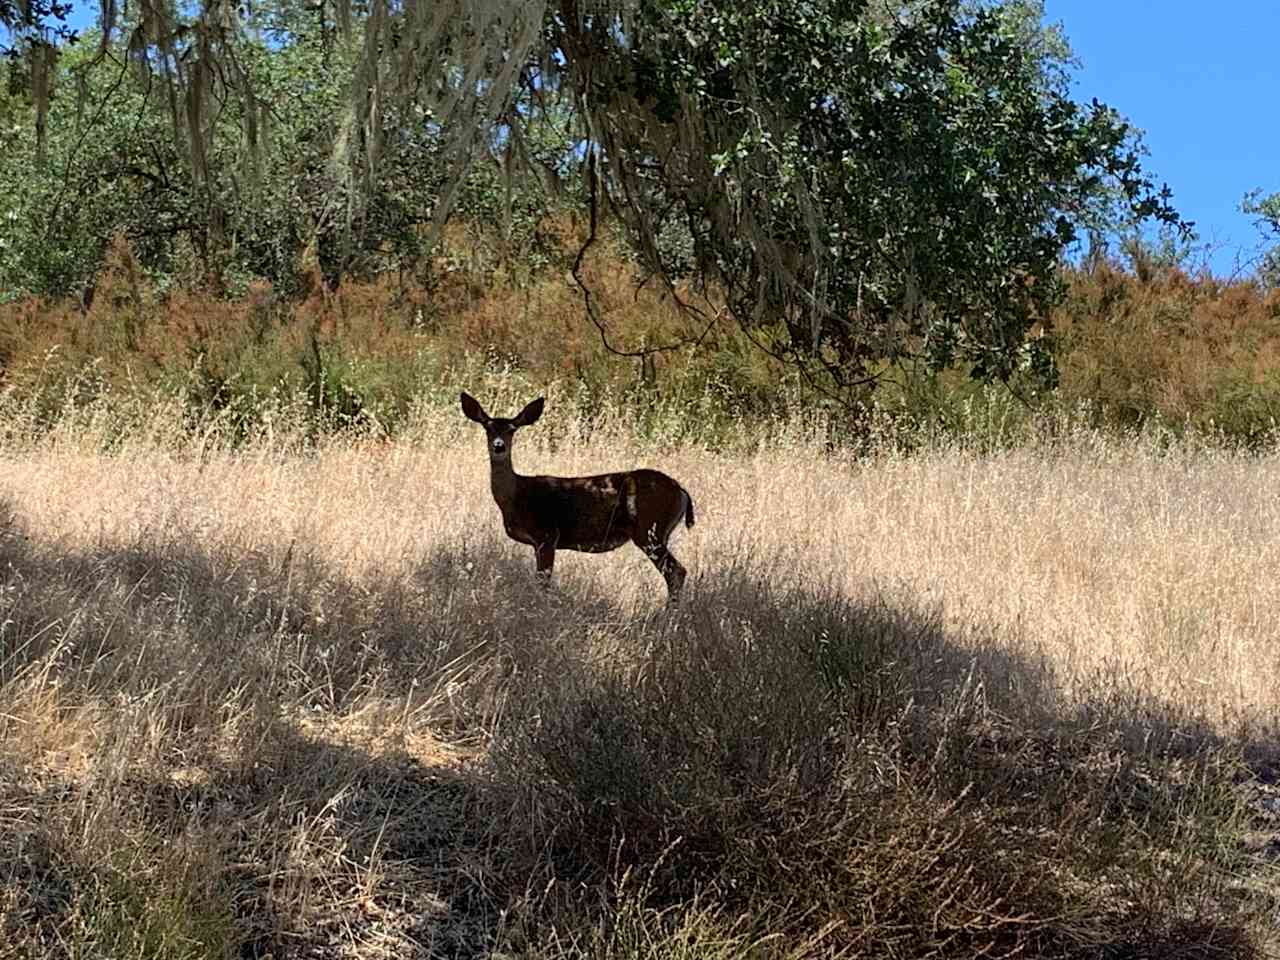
(2, 0), (1185, 392)
(549, 0), (1182, 388)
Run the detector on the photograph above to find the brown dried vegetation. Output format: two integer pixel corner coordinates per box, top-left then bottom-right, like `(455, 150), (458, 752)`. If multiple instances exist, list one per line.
(1054, 262), (1280, 440)
(6, 230), (1280, 447)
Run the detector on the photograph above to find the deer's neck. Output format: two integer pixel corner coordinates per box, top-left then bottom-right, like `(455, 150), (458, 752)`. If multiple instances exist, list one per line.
(487, 455), (519, 511)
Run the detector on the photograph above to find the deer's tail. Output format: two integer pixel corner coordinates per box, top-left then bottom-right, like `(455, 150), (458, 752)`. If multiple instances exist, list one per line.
(683, 487), (696, 528)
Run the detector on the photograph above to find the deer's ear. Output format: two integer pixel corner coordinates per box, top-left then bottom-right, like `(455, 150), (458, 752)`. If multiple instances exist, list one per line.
(514, 397), (545, 427)
(460, 392), (488, 424)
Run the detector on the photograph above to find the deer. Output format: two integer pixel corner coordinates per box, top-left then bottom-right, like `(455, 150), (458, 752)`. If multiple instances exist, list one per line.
(461, 392), (696, 600)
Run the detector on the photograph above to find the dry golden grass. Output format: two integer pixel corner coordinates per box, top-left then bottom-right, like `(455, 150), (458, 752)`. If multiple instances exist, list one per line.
(1, 391), (1277, 957)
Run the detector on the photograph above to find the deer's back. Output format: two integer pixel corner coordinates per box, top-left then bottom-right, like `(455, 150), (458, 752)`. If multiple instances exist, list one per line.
(510, 469), (685, 553)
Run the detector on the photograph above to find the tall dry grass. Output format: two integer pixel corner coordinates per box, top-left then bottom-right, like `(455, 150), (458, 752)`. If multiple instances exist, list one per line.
(1, 391), (1277, 957)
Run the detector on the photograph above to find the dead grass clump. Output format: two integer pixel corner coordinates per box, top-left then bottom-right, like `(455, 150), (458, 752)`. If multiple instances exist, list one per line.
(0, 518), (527, 956)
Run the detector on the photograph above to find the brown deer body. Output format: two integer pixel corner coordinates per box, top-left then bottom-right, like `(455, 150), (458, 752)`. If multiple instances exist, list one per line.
(461, 393), (696, 599)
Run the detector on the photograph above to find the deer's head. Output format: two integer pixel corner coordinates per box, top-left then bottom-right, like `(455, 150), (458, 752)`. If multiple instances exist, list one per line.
(460, 393), (544, 460)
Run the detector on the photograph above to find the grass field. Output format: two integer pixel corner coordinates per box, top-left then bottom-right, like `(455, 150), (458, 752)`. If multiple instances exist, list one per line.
(1, 388), (1278, 957)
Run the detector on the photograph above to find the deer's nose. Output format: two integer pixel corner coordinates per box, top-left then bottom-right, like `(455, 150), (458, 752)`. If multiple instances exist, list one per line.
(492, 437), (507, 453)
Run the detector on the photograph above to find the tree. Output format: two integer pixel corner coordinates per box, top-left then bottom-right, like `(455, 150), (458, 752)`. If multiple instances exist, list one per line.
(1243, 189), (1280, 288)
(2, 17), (310, 296)
(548, 0), (1183, 388)
(5, 0), (1184, 393)
(0, 0), (74, 50)
(303, 0), (1186, 390)
(1, 0), (582, 297)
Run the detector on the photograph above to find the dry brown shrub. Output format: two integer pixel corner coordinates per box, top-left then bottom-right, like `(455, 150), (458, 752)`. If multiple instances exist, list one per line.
(1055, 266), (1280, 432)
(7, 226), (1280, 447)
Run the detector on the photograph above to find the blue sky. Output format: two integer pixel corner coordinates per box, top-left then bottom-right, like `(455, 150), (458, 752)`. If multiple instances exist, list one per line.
(54, 2), (1279, 278)
(1045, 2), (1280, 276)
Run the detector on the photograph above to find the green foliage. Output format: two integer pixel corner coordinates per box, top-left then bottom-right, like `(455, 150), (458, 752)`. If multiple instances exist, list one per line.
(0, 0), (576, 298)
(1202, 369), (1280, 447)
(560, 0), (1183, 392)
(869, 368), (1037, 451)
(4, 0), (1187, 402)
(74, 843), (236, 960)
(1243, 187), (1280, 288)
(1118, 223), (1202, 281)
(0, 0), (75, 50)
(2, 793), (236, 960)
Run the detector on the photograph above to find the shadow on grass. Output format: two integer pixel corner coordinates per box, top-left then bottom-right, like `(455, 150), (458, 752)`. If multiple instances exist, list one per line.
(0, 507), (1274, 957)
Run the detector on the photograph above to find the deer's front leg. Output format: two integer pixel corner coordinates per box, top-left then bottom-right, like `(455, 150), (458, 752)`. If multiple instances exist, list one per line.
(534, 538), (557, 588)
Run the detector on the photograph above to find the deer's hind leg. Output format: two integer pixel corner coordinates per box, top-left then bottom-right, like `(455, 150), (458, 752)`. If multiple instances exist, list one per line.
(535, 539), (557, 589)
(634, 527), (687, 601)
